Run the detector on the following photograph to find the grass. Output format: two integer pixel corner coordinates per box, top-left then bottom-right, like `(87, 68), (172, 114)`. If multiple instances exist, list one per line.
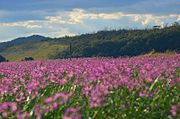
(0, 41), (67, 61)
(144, 50), (177, 57)
(0, 74), (179, 118)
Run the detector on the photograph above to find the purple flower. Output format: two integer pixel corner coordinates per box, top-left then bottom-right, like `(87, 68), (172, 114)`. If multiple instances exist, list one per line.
(170, 105), (177, 116)
(63, 107), (82, 119)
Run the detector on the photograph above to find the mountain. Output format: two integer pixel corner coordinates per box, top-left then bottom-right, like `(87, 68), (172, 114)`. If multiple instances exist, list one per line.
(51, 24), (180, 58)
(0, 35), (67, 61)
(0, 35), (47, 50)
(0, 24), (180, 61)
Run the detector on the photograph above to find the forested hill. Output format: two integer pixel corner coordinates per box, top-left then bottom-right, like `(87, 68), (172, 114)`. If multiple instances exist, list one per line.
(0, 35), (47, 51)
(51, 24), (180, 58)
(0, 24), (180, 61)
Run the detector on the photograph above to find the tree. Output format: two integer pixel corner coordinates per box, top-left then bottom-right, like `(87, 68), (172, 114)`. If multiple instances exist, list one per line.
(50, 25), (180, 59)
(0, 55), (7, 62)
(22, 57), (34, 61)
(172, 22), (179, 26)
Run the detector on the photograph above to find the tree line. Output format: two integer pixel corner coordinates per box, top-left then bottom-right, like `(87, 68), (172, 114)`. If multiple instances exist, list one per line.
(0, 56), (34, 62)
(50, 23), (180, 59)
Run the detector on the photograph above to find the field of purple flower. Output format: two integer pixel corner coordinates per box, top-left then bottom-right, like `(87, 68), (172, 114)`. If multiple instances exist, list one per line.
(0, 55), (180, 119)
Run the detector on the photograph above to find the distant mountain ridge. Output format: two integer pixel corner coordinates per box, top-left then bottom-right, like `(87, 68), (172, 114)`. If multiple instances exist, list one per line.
(0, 35), (47, 51)
(0, 24), (180, 61)
(51, 24), (180, 58)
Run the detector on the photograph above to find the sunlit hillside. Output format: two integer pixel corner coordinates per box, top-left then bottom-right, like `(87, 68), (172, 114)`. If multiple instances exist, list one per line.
(0, 41), (67, 61)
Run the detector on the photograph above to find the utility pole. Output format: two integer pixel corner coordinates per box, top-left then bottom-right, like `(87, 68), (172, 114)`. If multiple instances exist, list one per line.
(69, 42), (72, 59)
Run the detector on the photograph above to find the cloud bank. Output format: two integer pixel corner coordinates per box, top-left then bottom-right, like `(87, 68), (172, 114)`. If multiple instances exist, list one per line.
(0, 8), (180, 42)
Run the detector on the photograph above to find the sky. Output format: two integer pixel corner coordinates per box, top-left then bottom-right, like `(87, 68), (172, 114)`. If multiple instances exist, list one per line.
(0, 0), (180, 42)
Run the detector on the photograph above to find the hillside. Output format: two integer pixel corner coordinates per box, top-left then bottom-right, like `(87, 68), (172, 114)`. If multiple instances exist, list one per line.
(0, 24), (180, 61)
(0, 35), (47, 51)
(51, 24), (180, 58)
(0, 40), (67, 61)
(0, 35), (68, 61)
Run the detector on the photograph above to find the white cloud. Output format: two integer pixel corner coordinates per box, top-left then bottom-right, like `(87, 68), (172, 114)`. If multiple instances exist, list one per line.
(127, 13), (180, 26)
(49, 28), (76, 37)
(45, 9), (180, 26)
(0, 20), (43, 29)
(48, 8), (124, 24)
(0, 8), (180, 41)
(45, 16), (67, 24)
(1, 9), (180, 28)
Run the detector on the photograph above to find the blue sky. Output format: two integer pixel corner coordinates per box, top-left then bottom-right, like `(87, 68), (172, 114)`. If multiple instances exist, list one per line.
(0, 0), (180, 42)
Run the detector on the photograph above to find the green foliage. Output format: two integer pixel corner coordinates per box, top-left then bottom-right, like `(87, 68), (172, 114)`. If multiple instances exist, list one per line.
(0, 41), (67, 61)
(0, 55), (7, 62)
(0, 24), (180, 61)
(52, 24), (180, 58)
(23, 57), (34, 61)
(1, 76), (179, 118)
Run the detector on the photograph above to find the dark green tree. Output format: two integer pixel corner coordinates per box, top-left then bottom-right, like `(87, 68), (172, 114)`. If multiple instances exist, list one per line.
(23, 57), (34, 61)
(0, 55), (7, 62)
(51, 23), (180, 59)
